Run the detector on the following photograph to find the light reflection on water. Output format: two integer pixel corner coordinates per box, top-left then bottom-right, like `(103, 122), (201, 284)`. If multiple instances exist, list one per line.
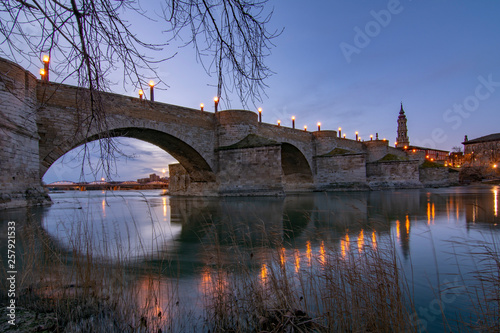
(1, 185), (499, 331)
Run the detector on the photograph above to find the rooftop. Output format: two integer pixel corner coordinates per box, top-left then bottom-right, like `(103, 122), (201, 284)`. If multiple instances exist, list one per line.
(463, 133), (500, 145)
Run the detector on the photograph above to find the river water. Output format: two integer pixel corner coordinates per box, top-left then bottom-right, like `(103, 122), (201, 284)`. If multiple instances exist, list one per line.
(1, 185), (499, 331)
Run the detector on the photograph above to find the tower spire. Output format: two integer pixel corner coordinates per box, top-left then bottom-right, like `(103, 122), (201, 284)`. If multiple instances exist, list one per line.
(396, 103), (409, 148)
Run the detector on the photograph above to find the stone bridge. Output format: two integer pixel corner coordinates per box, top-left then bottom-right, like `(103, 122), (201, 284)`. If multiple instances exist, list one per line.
(0, 57), (457, 209)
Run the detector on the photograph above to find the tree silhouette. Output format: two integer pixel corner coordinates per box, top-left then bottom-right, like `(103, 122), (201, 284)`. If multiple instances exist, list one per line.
(0, 0), (279, 179)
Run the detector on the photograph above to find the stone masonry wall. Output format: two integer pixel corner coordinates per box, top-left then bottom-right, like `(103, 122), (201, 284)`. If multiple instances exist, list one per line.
(314, 154), (367, 189)
(0, 58), (50, 209)
(217, 146), (284, 196)
(366, 160), (422, 188)
(420, 167), (459, 187)
(168, 163), (218, 196)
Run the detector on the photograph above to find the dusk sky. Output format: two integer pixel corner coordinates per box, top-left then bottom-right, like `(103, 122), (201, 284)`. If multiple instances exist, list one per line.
(22, 0), (500, 183)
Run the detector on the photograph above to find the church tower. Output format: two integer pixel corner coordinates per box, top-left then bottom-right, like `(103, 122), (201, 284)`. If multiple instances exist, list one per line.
(396, 103), (409, 148)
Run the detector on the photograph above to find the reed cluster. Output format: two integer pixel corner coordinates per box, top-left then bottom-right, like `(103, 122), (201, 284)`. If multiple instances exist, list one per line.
(0, 209), (498, 332)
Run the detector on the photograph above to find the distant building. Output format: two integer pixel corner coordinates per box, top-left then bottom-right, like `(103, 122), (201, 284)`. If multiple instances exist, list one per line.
(395, 103), (449, 163)
(462, 133), (500, 167)
(137, 173), (168, 184)
(448, 151), (464, 168)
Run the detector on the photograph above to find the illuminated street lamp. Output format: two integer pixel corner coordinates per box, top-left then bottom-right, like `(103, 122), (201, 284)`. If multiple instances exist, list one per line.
(40, 68), (46, 81)
(304, 125), (308, 131)
(258, 107), (262, 123)
(277, 120), (281, 127)
(370, 135), (373, 141)
(317, 122), (321, 131)
(138, 89), (144, 100)
(42, 55), (50, 82)
(149, 80), (155, 101)
(292, 116), (295, 129)
(200, 103), (204, 112)
(338, 127), (342, 138)
(214, 96), (219, 112)
(355, 131), (358, 141)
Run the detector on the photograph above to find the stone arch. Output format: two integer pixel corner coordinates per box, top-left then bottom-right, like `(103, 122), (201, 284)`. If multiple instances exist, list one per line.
(281, 143), (314, 189)
(41, 127), (216, 182)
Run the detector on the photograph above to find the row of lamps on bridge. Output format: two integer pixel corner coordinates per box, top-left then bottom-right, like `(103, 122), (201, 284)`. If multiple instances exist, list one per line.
(39, 55), (386, 142)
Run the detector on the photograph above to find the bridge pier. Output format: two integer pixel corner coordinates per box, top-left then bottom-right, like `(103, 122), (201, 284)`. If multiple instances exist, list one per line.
(0, 58), (51, 210)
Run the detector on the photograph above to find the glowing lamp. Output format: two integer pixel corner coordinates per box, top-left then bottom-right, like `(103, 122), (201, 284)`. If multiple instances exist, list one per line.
(138, 89), (144, 100)
(317, 122), (321, 131)
(200, 103), (204, 111)
(304, 125), (307, 131)
(277, 120), (281, 127)
(149, 81), (155, 101)
(292, 116), (295, 129)
(258, 107), (262, 122)
(42, 55), (50, 81)
(214, 96), (219, 112)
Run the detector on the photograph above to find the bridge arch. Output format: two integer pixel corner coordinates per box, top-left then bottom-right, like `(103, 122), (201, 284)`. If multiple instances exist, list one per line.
(281, 143), (314, 187)
(41, 127), (216, 182)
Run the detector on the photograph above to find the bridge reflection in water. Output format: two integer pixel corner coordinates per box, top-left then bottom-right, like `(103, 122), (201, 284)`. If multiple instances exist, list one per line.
(1, 186), (498, 331)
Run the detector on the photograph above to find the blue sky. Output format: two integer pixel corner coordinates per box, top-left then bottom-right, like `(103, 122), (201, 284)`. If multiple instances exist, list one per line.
(36, 0), (500, 182)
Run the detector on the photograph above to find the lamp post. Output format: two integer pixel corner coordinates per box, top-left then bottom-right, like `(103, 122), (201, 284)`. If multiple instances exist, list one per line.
(338, 127), (342, 138)
(149, 80), (155, 101)
(317, 122), (321, 131)
(292, 116), (295, 129)
(258, 108), (262, 123)
(304, 125), (307, 132)
(370, 135), (373, 141)
(214, 96), (219, 112)
(139, 89), (144, 100)
(355, 131), (358, 141)
(42, 55), (49, 82)
(40, 68), (46, 81)
(277, 120), (281, 127)
(200, 103), (204, 112)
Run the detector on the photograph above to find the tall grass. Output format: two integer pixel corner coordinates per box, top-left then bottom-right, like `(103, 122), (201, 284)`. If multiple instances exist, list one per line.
(1, 203), (498, 332)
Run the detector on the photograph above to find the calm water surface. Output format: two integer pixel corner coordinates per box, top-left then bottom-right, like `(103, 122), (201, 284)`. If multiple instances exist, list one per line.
(1, 185), (499, 331)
